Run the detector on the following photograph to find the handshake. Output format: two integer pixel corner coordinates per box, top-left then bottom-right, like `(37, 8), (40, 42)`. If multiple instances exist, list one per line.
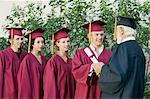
(91, 62), (104, 76)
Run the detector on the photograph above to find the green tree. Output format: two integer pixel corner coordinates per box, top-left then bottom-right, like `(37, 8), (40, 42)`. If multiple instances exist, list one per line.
(0, 37), (7, 50)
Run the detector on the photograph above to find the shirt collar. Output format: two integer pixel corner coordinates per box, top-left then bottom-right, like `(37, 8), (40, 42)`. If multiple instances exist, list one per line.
(90, 44), (104, 58)
(121, 36), (135, 43)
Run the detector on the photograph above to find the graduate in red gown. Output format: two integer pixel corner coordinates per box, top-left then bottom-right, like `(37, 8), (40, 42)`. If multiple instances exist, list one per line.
(0, 28), (26, 99)
(43, 28), (75, 99)
(72, 20), (112, 99)
(17, 28), (47, 99)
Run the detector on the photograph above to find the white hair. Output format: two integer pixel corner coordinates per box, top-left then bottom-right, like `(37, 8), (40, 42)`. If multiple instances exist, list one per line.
(117, 25), (137, 37)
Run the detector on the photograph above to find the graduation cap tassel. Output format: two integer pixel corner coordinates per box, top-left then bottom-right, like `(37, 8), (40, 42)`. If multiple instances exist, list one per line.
(52, 33), (55, 55)
(88, 22), (92, 43)
(114, 17), (117, 41)
(28, 34), (31, 53)
(10, 29), (13, 47)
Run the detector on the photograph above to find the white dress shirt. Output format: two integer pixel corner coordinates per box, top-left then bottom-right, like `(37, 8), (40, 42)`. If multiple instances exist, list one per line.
(90, 44), (104, 58)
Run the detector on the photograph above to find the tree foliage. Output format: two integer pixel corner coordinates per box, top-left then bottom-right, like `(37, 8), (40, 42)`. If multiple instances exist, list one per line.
(0, 37), (7, 50)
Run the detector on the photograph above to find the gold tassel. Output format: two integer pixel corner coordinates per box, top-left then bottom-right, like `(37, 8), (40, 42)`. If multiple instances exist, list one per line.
(28, 34), (31, 53)
(10, 29), (13, 47)
(88, 22), (92, 42)
(52, 33), (55, 55)
(113, 17), (117, 41)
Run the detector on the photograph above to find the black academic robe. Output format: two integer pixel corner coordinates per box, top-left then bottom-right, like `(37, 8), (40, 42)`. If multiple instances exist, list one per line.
(98, 40), (145, 99)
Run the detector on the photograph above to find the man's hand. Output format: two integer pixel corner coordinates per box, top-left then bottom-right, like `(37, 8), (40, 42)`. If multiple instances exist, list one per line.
(92, 62), (104, 76)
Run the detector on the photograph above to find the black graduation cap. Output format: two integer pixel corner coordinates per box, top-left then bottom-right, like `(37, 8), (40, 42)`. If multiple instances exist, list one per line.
(117, 16), (136, 29)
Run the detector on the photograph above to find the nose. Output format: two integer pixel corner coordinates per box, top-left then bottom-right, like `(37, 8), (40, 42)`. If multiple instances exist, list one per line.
(66, 42), (69, 46)
(40, 42), (44, 47)
(19, 38), (23, 43)
(98, 35), (102, 39)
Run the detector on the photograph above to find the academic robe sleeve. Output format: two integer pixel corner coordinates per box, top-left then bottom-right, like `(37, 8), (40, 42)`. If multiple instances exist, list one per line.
(0, 52), (4, 98)
(43, 59), (58, 99)
(72, 50), (92, 84)
(17, 57), (32, 99)
(98, 45), (129, 94)
(132, 54), (145, 97)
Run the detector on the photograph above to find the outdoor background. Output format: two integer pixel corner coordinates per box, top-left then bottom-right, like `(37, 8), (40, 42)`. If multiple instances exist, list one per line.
(0, 0), (149, 98)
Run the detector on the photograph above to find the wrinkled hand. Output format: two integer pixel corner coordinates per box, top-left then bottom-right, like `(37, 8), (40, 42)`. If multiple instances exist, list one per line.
(92, 62), (104, 76)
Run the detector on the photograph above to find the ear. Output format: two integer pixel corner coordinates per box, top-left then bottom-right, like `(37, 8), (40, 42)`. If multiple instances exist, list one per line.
(120, 27), (126, 40)
(8, 38), (13, 44)
(87, 33), (92, 42)
(56, 41), (60, 47)
(32, 44), (34, 47)
(8, 39), (11, 43)
(87, 33), (90, 39)
(120, 27), (124, 35)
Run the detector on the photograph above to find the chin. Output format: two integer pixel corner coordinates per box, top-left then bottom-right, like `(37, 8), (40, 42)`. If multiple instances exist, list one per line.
(95, 44), (100, 46)
(17, 46), (21, 49)
(98, 43), (103, 46)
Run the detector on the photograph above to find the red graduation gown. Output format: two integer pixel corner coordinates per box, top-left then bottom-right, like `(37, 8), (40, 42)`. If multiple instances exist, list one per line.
(72, 47), (112, 99)
(0, 47), (26, 99)
(43, 54), (75, 99)
(17, 53), (47, 99)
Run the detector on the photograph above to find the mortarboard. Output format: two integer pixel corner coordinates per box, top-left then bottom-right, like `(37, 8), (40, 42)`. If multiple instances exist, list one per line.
(53, 28), (70, 41)
(50, 27), (71, 55)
(82, 20), (106, 32)
(6, 28), (24, 36)
(117, 16), (136, 29)
(113, 16), (136, 41)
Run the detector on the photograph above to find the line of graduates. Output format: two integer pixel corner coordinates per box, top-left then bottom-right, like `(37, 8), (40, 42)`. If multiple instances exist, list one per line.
(0, 16), (145, 99)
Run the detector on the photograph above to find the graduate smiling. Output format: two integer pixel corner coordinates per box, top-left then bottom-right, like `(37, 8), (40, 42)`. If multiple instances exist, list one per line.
(72, 20), (112, 99)
(43, 27), (75, 99)
(17, 28), (47, 99)
(0, 28), (26, 99)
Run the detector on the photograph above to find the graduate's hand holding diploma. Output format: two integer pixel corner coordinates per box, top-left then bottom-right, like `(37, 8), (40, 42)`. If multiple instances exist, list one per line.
(92, 62), (104, 76)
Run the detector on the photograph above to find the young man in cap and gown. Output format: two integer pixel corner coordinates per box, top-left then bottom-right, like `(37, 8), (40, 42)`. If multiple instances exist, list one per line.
(17, 28), (47, 99)
(43, 28), (75, 99)
(72, 20), (112, 99)
(0, 28), (26, 99)
(93, 16), (145, 99)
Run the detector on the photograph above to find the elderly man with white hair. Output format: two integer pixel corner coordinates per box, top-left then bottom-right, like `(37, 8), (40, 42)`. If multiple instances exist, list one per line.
(92, 16), (145, 99)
